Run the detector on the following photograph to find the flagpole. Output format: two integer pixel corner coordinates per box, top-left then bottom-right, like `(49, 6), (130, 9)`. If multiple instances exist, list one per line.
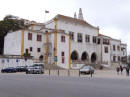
(44, 10), (49, 23)
(44, 10), (46, 22)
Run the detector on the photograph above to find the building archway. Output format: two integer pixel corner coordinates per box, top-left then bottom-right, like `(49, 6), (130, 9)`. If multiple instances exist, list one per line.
(39, 55), (44, 61)
(91, 53), (97, 63)
(81, 52), (88, 61)
(71, 51), (79, 60)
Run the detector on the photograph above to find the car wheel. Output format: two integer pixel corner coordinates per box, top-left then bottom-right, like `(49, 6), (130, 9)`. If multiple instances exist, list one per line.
(26, 71), (28, 74)
(84, 72), (87, 75)
(28, 71), (30, 74)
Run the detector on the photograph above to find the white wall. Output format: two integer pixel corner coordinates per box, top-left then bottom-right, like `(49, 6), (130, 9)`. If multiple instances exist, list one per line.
(24, 30), (45, 59)
(57, 33), (69, 69)
(110, 39), (121, 63)
(46, 19), (98, 40)
(4, 30), (21, 55)
(102, 45), (111, 66)
(31, 25), (43, 30)
(0, 58), (33, 70)
(121, 44), (127, 57)
(46, 19), (99, 69)
(58, 20), (98, 37)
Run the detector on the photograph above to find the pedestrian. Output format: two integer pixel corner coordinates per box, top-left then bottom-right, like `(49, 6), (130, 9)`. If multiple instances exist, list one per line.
(126, 66), (129, 76)
(120, 65), (123, 75)
(116, 67), (120, 75)
(90, 70), (93, 77)
(90, 67), (93, 77)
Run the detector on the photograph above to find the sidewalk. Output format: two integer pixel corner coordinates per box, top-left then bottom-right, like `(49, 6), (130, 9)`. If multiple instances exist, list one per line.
(0, 69), (130, 79)
(92, 70), (130, 79)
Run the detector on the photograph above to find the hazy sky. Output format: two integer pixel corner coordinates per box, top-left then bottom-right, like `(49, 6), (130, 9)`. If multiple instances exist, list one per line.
(0, 0), (130, 54)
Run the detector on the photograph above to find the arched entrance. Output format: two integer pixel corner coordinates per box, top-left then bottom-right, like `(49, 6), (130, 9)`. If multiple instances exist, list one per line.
(39, 55), (44, 61)
(71, 51), (79, 60)
(81, 52), (88, 61)
(91, 53), (97, 63)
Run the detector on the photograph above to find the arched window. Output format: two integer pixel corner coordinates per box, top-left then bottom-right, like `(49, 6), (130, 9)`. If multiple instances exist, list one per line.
(91, 53), (97, 63)
(81, 52), (88, 61)
(39, 55), (44, 60)
(71, 51), (79, 60)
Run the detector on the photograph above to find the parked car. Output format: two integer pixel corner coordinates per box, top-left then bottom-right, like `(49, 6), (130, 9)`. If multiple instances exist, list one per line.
(122, 65), (127, 69)
(1, 67), (17, 73)
(16, 66), (27, 72)
(26, 66), (44, 74)
(80, 65), (94, 74)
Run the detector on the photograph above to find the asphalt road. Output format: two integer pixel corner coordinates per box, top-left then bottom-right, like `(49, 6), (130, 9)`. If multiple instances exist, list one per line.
(0, 74), (130, 97)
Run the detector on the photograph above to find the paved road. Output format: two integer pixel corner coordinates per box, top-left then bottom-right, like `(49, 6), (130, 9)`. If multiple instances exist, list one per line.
(0, 74), (130, 97)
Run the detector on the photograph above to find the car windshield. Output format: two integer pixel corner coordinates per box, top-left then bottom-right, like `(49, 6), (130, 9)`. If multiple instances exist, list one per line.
(20, 66), (26, 68)
(81, 66), (92, 69)
(8, 67), (14, 69)
(27, 66), (34, 68)
(34, 64), (43, 66)
(81, 66), (89, 69)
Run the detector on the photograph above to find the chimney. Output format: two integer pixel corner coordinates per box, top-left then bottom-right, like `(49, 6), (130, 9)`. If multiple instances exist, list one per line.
(78, 8), (84, 20)
(74, 12), (77, 19)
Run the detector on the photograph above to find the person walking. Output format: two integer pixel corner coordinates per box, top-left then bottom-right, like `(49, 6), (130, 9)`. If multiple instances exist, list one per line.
(90, 70), (93, 77)
(126, 66), (129, 76)
(90, 67), (93, 77)
(120, 65), (123, 75)
(116, 67), (120, 75)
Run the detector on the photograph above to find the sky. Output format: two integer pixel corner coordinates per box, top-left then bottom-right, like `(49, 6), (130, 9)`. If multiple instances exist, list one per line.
(0, 0), (130, 54)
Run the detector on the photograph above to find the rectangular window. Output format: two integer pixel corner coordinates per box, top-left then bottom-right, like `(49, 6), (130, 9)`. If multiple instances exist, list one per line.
(61, 52), (64, 56)
(121, 47), (124, 51)
(61, 51), (65, 63)
(37, 48), (41, 52)
(61, 36), (65, 42)
(118, 56), (120, 61)
(123, 51), (125, 55)
(77, 33), (82, 42)
(103, 38), (109, 45)
(69, 32), (74, 41)
(97, 38), (100, 44)
(113, 56), (116, 62)
(85, 35), (90, 42)
(113, 45), (116, 51)
(25, 49), (28, 54)
(30, 47), (32, 52)
(93, 36), (96, 43)
(62, 57), (65, 63)
(117, 45), (120, 51)
(37, 34), (42, 41)
(104, 46), (108, 53)
(28, 33), (32, 40)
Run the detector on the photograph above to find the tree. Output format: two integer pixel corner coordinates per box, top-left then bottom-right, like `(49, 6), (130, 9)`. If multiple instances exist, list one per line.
(0, 15), (29, 54)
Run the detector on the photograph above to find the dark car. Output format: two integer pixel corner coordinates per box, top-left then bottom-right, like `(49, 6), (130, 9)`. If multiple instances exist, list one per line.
(16, 66), (27, 72)
(1, 67), (17, 73)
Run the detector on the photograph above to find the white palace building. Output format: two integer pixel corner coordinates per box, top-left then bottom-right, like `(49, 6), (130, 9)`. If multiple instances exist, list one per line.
(3, 8), (127, 69)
